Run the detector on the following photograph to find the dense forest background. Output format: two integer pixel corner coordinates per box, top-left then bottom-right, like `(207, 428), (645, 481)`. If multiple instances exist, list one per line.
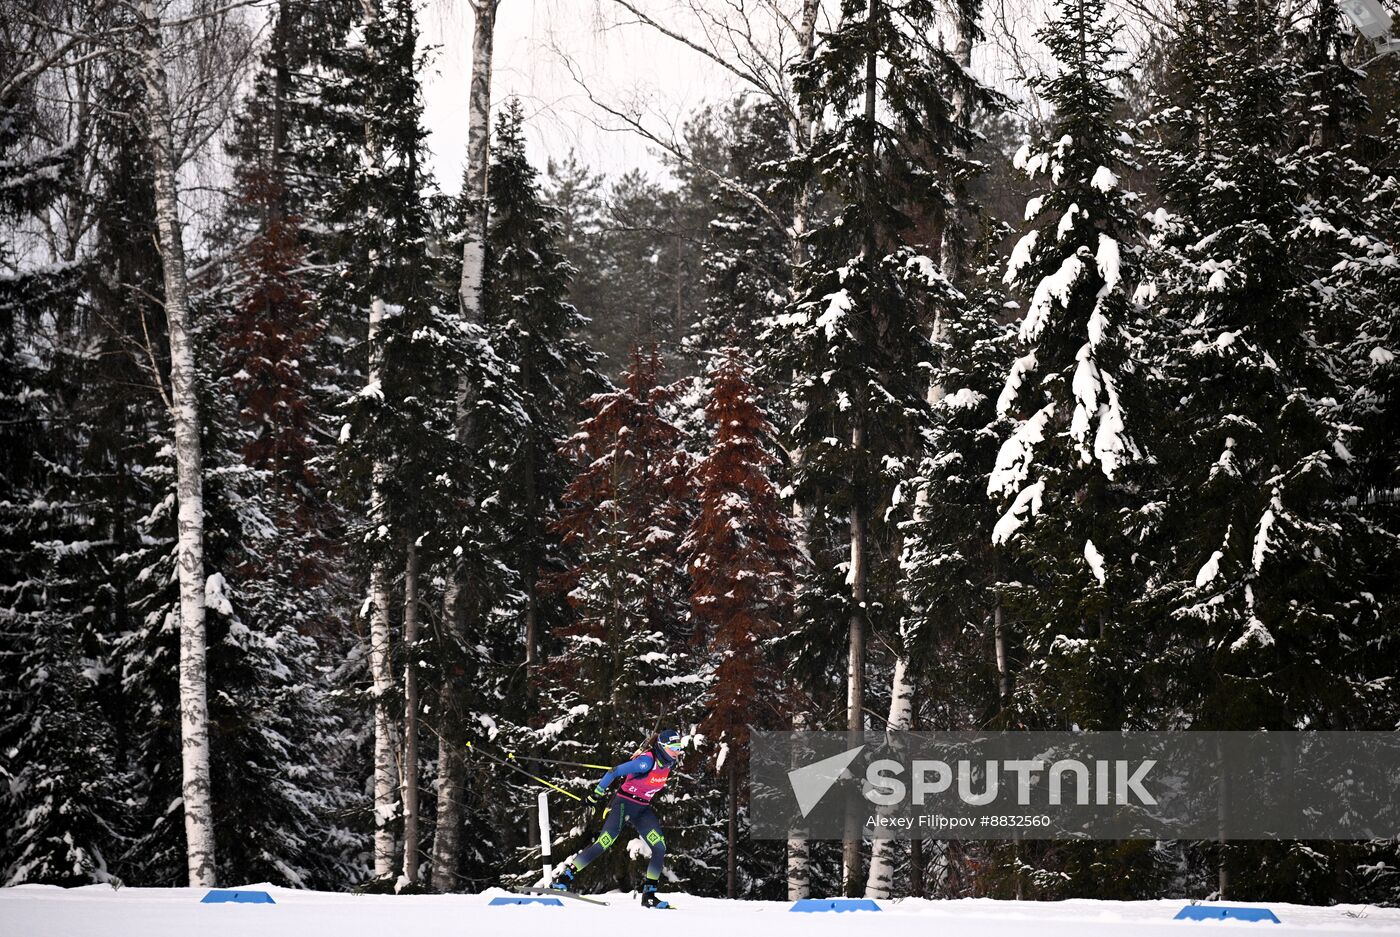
(3, 0), (1399, 907)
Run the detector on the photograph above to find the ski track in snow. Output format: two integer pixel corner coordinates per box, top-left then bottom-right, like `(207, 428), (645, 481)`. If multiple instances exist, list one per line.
(4, 885), (1400, 937)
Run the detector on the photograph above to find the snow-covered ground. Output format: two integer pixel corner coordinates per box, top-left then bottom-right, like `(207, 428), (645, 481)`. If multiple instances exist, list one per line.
(4, 884), (1400, 937)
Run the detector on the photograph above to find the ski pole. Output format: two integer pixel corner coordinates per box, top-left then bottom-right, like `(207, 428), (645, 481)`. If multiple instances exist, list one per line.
(464, 740), (582, 801)
(509, 752), (613, 772)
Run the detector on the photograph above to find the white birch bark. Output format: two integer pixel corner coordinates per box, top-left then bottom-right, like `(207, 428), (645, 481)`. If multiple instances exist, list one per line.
(429, 576), (466, 891)
(787, 0), (820, 286)
(457, 0), (498, 325)
(864, 655), (914, 899)
(137, 0), (216, 888)
(431, 0), (498, 890)
(401, 541), (421, 885)
(350, 0), (400, 882)
(366, 298), (398, 880)
(786, 709), (811, 900)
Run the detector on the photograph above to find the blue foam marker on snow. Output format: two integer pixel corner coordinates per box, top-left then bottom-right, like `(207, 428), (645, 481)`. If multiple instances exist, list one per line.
(201, 889), (276, 905)
(489, 896), (564, 907)
(790, 898), (881, 913)
(1174, 906), (1280, 923)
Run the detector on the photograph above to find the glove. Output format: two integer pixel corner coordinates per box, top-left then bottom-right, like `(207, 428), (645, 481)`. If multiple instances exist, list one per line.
(586, 786), (608, 809)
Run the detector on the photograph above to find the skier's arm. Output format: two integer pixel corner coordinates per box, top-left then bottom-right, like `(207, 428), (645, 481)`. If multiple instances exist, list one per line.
(591, 754), (654, 797)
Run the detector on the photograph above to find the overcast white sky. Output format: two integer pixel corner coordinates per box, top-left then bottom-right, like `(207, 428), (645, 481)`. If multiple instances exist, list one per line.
(419, 0), (747, 192)
(412, 0), (1097, 195)
(409, 0), (1171, 195)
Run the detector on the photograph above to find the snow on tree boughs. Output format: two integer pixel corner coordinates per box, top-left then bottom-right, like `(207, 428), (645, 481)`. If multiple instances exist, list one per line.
(541, 348), (695, 752)
(990, 0), (1149, 730)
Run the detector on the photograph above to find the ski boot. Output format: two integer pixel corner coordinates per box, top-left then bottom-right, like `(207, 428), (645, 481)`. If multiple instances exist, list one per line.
(641, 882), (670, 909)
(550, 864), (579, 893)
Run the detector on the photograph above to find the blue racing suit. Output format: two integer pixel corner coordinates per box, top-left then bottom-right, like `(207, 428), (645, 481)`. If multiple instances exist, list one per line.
(571, 749), (674, 881)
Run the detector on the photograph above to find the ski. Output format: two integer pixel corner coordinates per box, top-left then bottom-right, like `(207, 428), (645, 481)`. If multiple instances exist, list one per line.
(515, 887), (610, 906)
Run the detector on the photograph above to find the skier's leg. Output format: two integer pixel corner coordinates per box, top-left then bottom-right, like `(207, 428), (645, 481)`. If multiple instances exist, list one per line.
(632, 806), (667, 882)
(571, 798), (625, 871)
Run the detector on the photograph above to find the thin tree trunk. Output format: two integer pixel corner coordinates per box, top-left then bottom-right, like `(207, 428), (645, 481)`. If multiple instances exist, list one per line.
(865, 655), (913, 899)
(137, 0), (215, 888)
(269, 0), (291, 220)
(401, 541), (421, 885)
(843, 482), (867, 897)
(727, 757), (738, 899)
(431, 1), (498, 889)
(523, 425), (541, 851)
(939, 3), (976, 288)
(430, 578), (466, 892)
(843, 4), (879, 897)
(994, 599), (1010, 705)
(786, 709), (811, 900)
(367, 299), (397, 881)
(909, 838), (925, 898)
(457, 0), (498, 324)
(1217, 734), (1229, 898)
(782, 4), (820, 903)
(784, 8), (819, 903)
(787, 0), (820, 285)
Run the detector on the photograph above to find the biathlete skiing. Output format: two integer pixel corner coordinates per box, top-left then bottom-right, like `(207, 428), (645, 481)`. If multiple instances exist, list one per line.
(550, 728), (683, 908)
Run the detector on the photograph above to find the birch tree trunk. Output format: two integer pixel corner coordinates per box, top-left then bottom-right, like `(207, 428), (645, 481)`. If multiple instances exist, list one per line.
(137, 0), (216, 888)
(787, 0), (820, 283)
(843, 476), (867, 897)
(431, 0), (498, 890)
(401, 541), (421, 885)
(457, 0), (498, 324)
(994, 585), (1011, 704)
(786, 709), (811, 900)
(864, 655), (914, 898)
(939, 3), (976, 288)
(843, 9), (880, 896)
(351, 0), (399, 882)
(367, 298), (398, 881)
(430, 577), (466, 892)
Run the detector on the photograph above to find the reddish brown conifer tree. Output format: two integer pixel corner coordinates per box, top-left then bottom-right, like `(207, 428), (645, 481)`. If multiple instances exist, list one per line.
(538, 346), (694, 774)
(684, 344), (798, 896)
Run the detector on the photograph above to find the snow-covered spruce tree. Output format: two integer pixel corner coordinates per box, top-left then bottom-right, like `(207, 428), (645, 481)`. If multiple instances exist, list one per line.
(417, 149), (538, 898)
(985, 0), (1182, 901)
(871, 0), (1000, 900)
(194, 30), (372, 882)
(328, 0), (506, 884)
(901, 256), (1017, 727)
(0, 68), (128, 887)
(483, 98), (604, 700)
(688, 99), (796, 364)
(683, 345), (798, 899)
(543, 150), (608, 357)
(990, 0), (1148, 732)
(1140, 0), (1400, 902)
(446, 98), (606, 885)
(536, 347), (697, 888)
(1143, 0), (1390, 741)
(1292, 1), (1400, 740)
(769, 0), (955, 894)
(593, 171), (688, 371)
(41, 56), (187, 887)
